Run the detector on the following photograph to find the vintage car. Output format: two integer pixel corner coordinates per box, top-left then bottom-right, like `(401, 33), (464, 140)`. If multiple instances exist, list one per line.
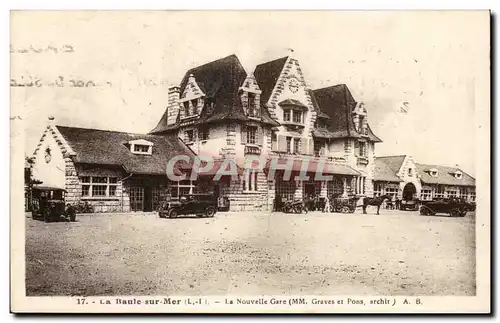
(400, 199), (420, 211)
(31, 186), (76, 222)
(419, 197), (469, 217)
(157, 193), (218, 218)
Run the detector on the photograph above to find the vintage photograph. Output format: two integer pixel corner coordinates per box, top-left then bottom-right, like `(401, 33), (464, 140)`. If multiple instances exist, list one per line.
(11, 10), (490, 313)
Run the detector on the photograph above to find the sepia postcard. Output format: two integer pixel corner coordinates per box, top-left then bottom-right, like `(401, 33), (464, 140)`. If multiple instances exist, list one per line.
(10, 10), (491, 314)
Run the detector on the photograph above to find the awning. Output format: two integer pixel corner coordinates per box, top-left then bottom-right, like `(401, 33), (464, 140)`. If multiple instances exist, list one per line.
(278, 99), (309, 110)
(33, 185), (67, 191)
(195, 159), (243, 176)
(264, 158), (360, 176)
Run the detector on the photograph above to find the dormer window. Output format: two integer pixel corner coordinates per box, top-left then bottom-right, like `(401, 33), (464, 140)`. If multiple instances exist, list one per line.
(454, 171), (463, 179)
(129, 139), (153, 155)
(183, 101), (190, 117)
(134, 144), (150, 153)
(429, 168), (439, 177)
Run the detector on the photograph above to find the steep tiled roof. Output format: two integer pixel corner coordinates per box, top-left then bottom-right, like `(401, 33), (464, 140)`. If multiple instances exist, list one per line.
(57, 126), (194, 175)
(151, 55), (279, 134)
(416, 163), (475, 186)
(312, 84), (382, 142)
(373, 156), (404, 182)
(376, 155), (406, 174)
(254, 56), (288, 105)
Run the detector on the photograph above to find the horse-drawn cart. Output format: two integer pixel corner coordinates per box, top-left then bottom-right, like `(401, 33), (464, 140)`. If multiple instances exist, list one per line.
(331, 196), (358, 213)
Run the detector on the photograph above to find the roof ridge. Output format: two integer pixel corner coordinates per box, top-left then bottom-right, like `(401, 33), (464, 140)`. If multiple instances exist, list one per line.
(255, 56), (288, 68)
(186, 54), (239, 72)
(313, 84), (347, 92)
(376, 155), (407, 159)
(56, 125), (164, 138)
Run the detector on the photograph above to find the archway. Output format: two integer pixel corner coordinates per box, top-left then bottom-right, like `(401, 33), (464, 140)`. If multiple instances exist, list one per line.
(403, 183), (417, 201)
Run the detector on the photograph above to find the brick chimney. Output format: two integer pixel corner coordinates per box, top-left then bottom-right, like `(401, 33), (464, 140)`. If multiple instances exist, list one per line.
(167, 86), (181, 125)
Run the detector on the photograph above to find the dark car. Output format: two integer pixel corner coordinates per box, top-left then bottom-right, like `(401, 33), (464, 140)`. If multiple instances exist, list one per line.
(400, 199), (420, 211)
(419, 197), (469, 217)
(31, 186), (76, 222)
(158, 194), (218, 218)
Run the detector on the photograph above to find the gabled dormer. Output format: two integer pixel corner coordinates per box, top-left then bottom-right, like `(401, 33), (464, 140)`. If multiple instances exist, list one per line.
(179, 74), (205, 119)
(128, 139), (153, 155)
(352, 102), (368, 135)
(453, 170), (463, 180)
(239, 73), (262, 119)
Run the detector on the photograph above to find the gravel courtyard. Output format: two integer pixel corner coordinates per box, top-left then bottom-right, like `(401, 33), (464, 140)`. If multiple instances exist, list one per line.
(25, 210), (476, 296)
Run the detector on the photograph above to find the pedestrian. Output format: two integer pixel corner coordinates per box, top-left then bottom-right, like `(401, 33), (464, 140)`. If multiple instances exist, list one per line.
(324, 195), (331, 213)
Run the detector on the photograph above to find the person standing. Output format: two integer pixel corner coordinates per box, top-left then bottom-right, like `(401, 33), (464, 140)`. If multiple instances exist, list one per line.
(324, 195), (331, 213)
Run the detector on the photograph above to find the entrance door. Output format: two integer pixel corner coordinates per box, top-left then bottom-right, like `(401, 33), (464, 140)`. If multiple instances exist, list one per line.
(144, 187), (153, 212)
(130, 186), (144, 211)
(403, 183), (417, 201)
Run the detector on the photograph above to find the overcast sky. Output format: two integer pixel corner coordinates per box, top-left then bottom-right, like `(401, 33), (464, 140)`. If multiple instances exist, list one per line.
(11, 11), (489, 176)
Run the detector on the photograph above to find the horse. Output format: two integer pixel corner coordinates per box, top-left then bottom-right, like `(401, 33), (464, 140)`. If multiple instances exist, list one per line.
(357, 194), (391, 215)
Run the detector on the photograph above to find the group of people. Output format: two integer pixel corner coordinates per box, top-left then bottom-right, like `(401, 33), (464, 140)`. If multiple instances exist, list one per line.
(385, 196), (402, 210)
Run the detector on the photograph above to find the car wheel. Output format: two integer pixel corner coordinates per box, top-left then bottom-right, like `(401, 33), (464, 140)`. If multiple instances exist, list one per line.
(158, 212), (166, 219)
(168, 209), (178, 218)
(205, 206), (216, 217)
(420, 207), (428, 216)
(341, 206), (351, 214)
(450, 209), (460, 217)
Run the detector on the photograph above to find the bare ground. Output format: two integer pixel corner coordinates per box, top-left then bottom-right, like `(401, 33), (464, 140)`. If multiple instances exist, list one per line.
(25, 210), (476, 296)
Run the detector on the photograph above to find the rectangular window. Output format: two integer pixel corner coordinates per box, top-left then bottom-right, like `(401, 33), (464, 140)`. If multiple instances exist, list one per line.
(374, 183), (383, 197)
(356, 141), (367, 157)
(183, 101), (190, 116)
(82, 185), (90, 196)
(385, 188), (398, 199)
(92, 176), (107, 184)
(293, 138), (300, 154)
(283, 109), (291, 122)
(247, 126), (257, 145)
(198, 127), (209, 141)
(92, 185), (107, 197)
(286, 137), (292, 153)
(80, 176), (118, 198)
(191, 99), (198, 114)
(248, 93), (255, 116)
(185, 130), (195, 143)
(344, 139), (350, 152)
(420, 189), (432, 201)
(292, 110), (302, 123)
(435, 185), (445, 198)
(314, 140), (322, 157)
(134, 144), (150, 153)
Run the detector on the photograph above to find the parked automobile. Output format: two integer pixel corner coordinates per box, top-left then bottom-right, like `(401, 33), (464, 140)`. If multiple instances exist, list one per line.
(419, 197), (469, 217)
(31, 186), (76, 222)
(400, 199), (420, 211)
(157, 194), (218, 218)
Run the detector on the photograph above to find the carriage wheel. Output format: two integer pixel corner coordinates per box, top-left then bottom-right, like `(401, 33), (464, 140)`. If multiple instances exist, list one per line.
(341, 206), (351, 214)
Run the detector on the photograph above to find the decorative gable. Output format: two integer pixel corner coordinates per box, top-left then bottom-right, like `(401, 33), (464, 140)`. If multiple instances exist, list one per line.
(263, 54), (317, 131)
(179, 74), (205, 119)
(128, 139), (153, 155)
